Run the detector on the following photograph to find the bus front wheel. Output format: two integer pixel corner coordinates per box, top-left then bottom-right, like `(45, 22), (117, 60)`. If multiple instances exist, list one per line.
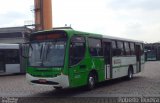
(87, 73), (96, 90)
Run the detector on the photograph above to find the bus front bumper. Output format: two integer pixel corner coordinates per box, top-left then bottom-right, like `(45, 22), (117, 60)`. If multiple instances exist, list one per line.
(26, 73), (69, 88)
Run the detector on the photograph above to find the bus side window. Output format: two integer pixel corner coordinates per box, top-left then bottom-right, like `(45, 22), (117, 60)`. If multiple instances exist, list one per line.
(5, 49), (20, 64)
(69, 36), (85, 66)
(88, 38), (102, 57)
(112, 40), (117, 56)
(124, 42), (130, 55)
(130, 43), (135, 55)
(117, 41), (124, 56)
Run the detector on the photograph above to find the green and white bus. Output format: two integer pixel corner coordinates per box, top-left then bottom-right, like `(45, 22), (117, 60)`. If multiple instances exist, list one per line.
(26, 27), (145, 89)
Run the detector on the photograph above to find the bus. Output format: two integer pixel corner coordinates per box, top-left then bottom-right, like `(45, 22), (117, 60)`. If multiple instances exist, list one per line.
(144, 43), (160, 61)
(0, 44), (25, 75)
(26, 27), (145, 89)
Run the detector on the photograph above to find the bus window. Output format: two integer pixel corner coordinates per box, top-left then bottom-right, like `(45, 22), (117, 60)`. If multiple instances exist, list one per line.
(112, 40), (116, 48)
(5, 49), (20, 64)
(69, 36), (85, 66)
(130, 43), (135, 55)
(124, 42), (130, 55)
(112, 40), (117, 56)
(0, 51), (5, 72)
(117, 41), (124, 56)
(88, 38), (102, 57)
(140, 44), (144, 55)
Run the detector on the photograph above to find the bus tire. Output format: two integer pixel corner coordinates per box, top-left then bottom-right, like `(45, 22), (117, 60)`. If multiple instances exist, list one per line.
(54, 86), (62, 90)
(127, 67), (133, 80)
(87, 72), (97, 90)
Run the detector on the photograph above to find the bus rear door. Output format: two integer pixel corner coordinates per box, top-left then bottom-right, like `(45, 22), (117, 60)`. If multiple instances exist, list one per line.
(103, 42), (112, 79)
(135, 44), (141, 72)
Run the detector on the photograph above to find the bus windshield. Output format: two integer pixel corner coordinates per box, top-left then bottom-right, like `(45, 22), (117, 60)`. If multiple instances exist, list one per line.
(28, 40), (66, 67)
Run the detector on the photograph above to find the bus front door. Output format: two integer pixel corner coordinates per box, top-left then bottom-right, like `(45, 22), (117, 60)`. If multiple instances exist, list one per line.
(103, 42), (112, 79)
(135, 45), (141, 72)
(0, 51), (5, 73)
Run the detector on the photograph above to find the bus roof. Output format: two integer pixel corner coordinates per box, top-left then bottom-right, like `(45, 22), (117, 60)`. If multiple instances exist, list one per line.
(102, 35), (143, 43)
(32, 28), (144, 43)
(71, 30), (143, 43)
(0, 43), (19, 49)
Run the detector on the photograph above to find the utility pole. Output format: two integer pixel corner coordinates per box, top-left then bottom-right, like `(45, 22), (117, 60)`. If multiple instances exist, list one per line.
(34, 0), (52, 31)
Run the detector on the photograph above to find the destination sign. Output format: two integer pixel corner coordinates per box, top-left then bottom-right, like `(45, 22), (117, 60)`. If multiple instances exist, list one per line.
(31, 31), (67, 41)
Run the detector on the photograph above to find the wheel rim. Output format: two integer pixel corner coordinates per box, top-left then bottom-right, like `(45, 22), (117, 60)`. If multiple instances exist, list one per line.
(89, 76), (95, 88)
(129, 70), (133, 78)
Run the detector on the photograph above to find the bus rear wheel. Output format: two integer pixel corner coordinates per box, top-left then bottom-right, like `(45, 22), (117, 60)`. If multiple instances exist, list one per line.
(127, 68), (133, 80)
(54, 86), (62, 90)
(87, 73), (96, 90)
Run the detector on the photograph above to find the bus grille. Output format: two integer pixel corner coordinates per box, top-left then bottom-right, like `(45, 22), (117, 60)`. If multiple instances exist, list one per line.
(31, 80), (59, 85)
(31, 74), (55, 77)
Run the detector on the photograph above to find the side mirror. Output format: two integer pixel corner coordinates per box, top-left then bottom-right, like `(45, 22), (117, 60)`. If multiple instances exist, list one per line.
(20, 43), (31, 58)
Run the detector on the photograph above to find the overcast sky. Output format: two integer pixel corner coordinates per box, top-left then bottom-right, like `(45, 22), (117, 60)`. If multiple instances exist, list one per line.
(0, 0), (160, 43)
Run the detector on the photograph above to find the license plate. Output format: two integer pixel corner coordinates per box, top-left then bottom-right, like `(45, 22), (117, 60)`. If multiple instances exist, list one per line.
(38, 79), (47, 83)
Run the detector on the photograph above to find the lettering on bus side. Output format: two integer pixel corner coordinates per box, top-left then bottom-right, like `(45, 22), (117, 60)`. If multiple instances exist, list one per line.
(113, 59), (121, 64)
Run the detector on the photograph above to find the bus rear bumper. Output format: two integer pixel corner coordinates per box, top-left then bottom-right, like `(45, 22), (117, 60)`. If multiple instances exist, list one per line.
(26, 73), (69, 88)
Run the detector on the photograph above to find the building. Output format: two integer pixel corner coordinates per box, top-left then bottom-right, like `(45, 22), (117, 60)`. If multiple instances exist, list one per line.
(0, 26), (32, 44)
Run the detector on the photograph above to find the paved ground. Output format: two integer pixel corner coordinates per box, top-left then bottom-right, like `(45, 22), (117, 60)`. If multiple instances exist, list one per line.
(0, 61), (160, 103)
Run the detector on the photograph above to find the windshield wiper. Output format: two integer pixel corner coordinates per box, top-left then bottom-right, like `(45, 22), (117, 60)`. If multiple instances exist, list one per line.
(45, 44), (50, 59)
(45, 41), (57, 59)
(40, 44), (44, 59)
